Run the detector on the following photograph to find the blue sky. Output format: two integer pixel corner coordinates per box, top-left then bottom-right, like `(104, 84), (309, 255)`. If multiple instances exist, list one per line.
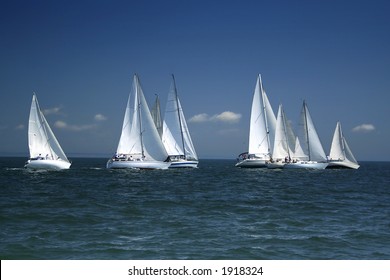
(1, 0), (389, 160)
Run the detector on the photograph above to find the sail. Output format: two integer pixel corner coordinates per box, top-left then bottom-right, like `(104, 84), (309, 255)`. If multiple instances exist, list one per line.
(329, 122), (344, 161)
(116, 81), (137, 155)
(292, 136), (307, 160)
(262, 89), (277, 152)
(272, 104), (293, 160)
(162, 75), (198, 160)
(330, 121), (358, 163)
(177, 96), (198, 160)
(137, 76), (169, 161)
(299, 101), (327, 162)
(151, 95), (163, 137)
(248, 75), (276, 157)
(117, 75), (168, 160)
(344, 139), (358, 164)
(28, 94), (69, 162)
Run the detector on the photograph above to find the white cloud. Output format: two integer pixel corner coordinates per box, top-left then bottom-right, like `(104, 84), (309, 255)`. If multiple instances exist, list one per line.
(54, 120), (96, 131)
(43, 107), (61, 115)
(15, 124), (25, 130)
(54, 120), (68, 128)
(211, 111), (242, 124)
(94, 114), (107, 121)
(352, 123), (375, 133)
(188, 113), (210, 123)
(189, 111), (241, 124)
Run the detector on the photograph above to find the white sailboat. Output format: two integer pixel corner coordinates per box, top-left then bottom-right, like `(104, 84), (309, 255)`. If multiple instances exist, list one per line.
(161, 75), (198, 168)
(106, 74), (170, 169)
(236, 74), (276, 167)
(284, 101), (328, 169)
(25, 93), (71, 170)
(328, 121), (360, 169)
(267, 104), (294, 169)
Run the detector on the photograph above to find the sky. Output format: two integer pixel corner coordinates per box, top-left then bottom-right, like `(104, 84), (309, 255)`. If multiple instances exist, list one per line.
(0, 0), (389, 160)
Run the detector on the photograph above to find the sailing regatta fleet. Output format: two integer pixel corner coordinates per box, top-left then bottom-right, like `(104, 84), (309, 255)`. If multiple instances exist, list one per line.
(235, 74), (359, 169)
(24, 73), (359, 170)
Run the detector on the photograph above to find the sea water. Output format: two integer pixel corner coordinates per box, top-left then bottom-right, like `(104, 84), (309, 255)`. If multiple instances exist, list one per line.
(1, 157), (389, 259)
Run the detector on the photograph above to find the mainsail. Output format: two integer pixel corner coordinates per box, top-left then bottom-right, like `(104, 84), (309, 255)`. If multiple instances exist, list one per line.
(28, 93), (69, 162)
(162, 75), (197, 160)
(330, 121), (358, 164)
(248, 74), (276, 158)
(272, 104), (294, 160)
(115, 74), (168, 161)
(298, 101), (327, 162)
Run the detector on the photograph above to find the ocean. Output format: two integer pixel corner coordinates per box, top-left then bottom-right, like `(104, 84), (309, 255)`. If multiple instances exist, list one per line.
(1, 157), (389, 260)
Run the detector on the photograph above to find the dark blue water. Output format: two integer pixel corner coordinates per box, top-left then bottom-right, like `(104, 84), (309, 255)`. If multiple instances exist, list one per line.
(1, 157), (389, 259)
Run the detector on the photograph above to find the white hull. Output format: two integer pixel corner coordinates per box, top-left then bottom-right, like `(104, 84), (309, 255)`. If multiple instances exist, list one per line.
(235, 158), (268, 168)
(106, 159), (170, 170)
(169, 160), (198, 168)
(284, 161), (328, 169)
(266, 162), (285, 169)
(327, 160), (360, 169)
(25, 159), (71, 170)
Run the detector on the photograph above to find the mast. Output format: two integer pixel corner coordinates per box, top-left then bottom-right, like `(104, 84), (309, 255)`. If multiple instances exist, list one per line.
(172, 74), (186, 158)
(135, 75), (145, 158)
(303, 100), (311, 161)
(338, 122), (346, 159)
(259, 74), (271, 157)
(281, 105), (291, 159)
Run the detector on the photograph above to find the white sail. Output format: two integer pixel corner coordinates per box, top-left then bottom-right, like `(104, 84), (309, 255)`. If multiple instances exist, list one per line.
(151, 95), (163, 137)
(108, 75), (169, 169)
(162, 75), (198, 161)
(343, 138), (358, 164)
(26, 93), (70, 169)
(248, 75), (276, 157)
(298, 101), (327, 162)
(28, 94), (52, 159)
(328, 121), (359, 169)
(292, 136), (307, 160)
(272, 104), (294, 160)
(116, 86), (135, 155)
(236, 75), (276, 168)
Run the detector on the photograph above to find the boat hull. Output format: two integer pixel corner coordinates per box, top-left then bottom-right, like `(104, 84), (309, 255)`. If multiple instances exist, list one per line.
(169, 160), (198, 168)
(284, 161), (328, 169)
(25, 159), (71, 170)
(235, 158), (268, 168)
(106, 159), (170, 170)
(327, 160), (360, 169)
(266, 162), (285, 169)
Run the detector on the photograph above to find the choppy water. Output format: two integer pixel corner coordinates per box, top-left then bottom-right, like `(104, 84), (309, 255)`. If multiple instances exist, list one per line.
(1, 157), (390, 259)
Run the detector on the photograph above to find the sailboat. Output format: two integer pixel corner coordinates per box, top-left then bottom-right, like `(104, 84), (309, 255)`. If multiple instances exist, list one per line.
(328, 121), (360, 169)
(267, 104), (294, 169)
(236, 74), (276, 167)
(284, 100), (328, 169)
(161, 75), (198, 168)
(25, 93), (71, 170)
(106, 74), (171, 169)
